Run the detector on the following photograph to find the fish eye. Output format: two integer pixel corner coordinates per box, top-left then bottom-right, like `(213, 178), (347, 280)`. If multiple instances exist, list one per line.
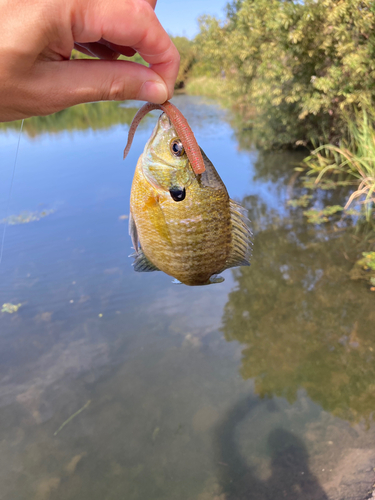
(170, 139), (185, 157)
(169, 187), (186, 202)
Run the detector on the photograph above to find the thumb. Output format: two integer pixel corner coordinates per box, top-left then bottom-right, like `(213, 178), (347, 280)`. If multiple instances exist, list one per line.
(19, 59), (169, 118)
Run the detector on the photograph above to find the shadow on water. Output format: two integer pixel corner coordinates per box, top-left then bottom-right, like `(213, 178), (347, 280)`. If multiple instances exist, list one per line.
(216, 396), (328, 500)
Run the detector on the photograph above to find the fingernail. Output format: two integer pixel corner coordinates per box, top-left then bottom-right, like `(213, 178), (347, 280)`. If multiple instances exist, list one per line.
(138, 81), (168, 103)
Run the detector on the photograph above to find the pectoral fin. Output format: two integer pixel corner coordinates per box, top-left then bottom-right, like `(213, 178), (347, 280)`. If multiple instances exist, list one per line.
(146, 195), (172, 247)
(224, 200), (253, 270)
(129, 211), (139, 251)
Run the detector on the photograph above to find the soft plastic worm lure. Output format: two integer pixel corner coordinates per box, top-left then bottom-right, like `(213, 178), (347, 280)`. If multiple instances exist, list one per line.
(123, 101), (206, 175)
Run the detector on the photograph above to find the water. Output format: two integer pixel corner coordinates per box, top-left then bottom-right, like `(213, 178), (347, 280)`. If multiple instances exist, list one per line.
(0, 95), (374, 500)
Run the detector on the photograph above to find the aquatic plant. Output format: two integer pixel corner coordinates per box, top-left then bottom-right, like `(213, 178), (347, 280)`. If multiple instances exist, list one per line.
(350, 251), (375, 288)
(1, 303), (22, 314)
(302, 111), (375, 223)
(0, 209), (55, 225)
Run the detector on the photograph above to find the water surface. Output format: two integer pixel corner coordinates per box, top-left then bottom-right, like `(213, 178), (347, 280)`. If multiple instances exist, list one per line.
(0, 96), (374, 500)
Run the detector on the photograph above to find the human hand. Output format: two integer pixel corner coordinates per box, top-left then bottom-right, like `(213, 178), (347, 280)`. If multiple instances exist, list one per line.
(0, 0), (180, 121)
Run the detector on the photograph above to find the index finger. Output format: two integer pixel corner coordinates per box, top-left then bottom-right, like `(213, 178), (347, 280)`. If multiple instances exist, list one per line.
(74, 0), (180, 98)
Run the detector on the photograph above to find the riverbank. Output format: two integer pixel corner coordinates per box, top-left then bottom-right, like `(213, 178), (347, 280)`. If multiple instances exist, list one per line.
(182, 73), (375, 238)
(177, 0), (375, 233)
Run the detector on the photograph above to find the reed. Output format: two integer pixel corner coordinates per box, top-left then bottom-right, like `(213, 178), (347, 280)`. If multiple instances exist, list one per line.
(303, 111), (375, 222)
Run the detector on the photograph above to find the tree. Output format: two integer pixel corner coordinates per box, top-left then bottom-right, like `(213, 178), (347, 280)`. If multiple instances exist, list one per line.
(196, 0), (375, 146)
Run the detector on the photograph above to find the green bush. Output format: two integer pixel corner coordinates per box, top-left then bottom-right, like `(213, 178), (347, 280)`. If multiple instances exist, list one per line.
(195, 0), (375, 147)
(170, 36), (196, 89)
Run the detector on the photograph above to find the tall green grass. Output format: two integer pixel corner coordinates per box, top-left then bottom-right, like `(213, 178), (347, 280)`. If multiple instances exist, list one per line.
(303, 112), (375, 222)
(185, 76), (228, 100)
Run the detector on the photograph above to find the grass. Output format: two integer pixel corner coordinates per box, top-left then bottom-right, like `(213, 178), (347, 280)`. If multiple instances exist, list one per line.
(184, 76), (228, 100)
(302, 111), (375, 223)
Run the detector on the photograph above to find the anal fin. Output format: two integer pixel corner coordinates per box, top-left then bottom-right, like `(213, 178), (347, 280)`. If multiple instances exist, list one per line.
(131, 249), (160, 272)
(209, 274), (225, 284)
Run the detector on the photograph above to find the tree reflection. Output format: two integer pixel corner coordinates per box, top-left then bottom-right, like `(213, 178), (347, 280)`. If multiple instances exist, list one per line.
(0, 101), (145, 137)
(222, 196), (375, 422)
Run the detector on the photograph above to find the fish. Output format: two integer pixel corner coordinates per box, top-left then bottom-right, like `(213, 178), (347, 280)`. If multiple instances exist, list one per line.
(123, 101), (252, 286)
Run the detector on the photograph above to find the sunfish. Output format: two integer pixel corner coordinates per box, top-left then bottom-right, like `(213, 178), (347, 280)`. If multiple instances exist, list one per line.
(124, 101), (252, 286)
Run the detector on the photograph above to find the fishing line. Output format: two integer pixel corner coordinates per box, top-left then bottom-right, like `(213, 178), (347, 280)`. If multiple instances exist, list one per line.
(0, 119), (24, 266)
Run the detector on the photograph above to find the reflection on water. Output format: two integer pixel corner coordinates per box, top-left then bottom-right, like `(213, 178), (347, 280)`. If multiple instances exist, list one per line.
(0, 101), (142, 137)
(0, 96), (375, 500)
(223, 197), (375, 423)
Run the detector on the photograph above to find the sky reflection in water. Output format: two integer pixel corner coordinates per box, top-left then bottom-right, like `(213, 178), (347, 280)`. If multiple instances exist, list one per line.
(0, 96), (374, 500)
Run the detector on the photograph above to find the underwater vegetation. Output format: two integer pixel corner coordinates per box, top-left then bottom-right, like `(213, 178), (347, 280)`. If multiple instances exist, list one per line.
(1, 209), (55, 225)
